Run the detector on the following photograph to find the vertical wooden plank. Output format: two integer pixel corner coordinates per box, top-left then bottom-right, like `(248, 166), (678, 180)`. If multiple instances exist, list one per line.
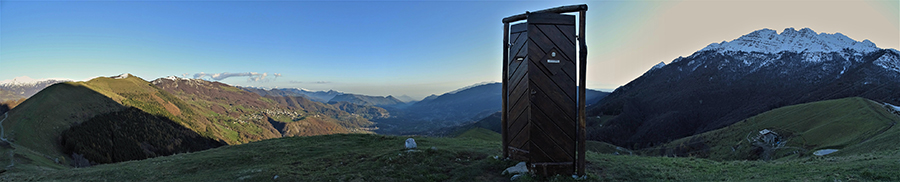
(502, 22), (510, 159)
(576, 10), (587, 176)
(507, 22), (529, 161)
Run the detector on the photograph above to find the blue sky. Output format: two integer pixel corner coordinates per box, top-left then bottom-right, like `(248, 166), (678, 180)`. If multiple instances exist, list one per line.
(2, 0), (898, 99)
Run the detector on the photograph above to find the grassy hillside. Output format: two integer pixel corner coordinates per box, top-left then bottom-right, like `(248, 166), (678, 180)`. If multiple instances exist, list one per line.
(454, 127), (501, 141)
(72, 75), (206, 134)
(647, 97), (900, 161)
(2, 134), (897, 181)
(0, 98), (26, 115)
(2, 74), (371, 168)
(153, 77), (373, 142)
(264, 95), (376, 130)
(2, 82), (127, 164)
(60, 107), (224, 166)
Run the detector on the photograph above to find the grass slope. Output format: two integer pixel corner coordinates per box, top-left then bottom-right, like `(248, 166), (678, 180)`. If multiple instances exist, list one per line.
(2, 75), (232, 167)
(60, 107), (224, 165)
(648, 97), (900, 161)
(155, 78), (372, 143)
(454, 127), (501, 141)
(0, 74), (371, 168)
(3, 134), (897, 181)
(2, 82), (126, 165)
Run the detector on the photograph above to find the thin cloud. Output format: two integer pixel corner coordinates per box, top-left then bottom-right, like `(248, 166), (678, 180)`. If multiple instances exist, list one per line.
(192, 72), (281, 82)
(288, 80), (332, 84)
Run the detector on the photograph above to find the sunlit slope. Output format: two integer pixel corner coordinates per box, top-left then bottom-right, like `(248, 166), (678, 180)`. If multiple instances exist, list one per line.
(3, 134), (897, 181)
(152, 77), (372, 143)
(651, 97), (900, 160)
(73, 75), (207, 133)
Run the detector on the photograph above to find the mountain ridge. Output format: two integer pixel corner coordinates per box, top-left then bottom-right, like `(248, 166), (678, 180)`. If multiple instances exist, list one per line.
(328, 93), (405, 108)
(376, 82), (609, 135)
(590, 28), (900, 149)
(701, 27), (880, 54)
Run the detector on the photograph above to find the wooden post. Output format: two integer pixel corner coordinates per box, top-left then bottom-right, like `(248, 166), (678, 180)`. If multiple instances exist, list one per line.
(576, 9), (587, 176)
(502, 22), (510, 159)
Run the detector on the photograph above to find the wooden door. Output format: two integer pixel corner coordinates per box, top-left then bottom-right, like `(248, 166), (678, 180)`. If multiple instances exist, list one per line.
(506, 12), (577, 175)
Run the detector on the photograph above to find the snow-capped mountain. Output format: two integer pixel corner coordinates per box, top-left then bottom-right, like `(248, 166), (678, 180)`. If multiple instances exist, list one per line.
(0, 76), (72, 87)
(648, 62), (666, 72)
(0, 76), (72, 102)
(701, 28), (879, 54)
(589, 28), (900, 149)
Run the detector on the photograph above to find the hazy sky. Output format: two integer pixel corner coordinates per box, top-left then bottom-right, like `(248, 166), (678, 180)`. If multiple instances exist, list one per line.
(2, 0), (897, 99)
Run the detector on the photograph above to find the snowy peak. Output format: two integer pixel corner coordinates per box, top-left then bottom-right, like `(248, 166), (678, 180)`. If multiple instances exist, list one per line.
(111, 73), (131, 79)
(0, 76), (72, 87)
(874, 49), (900, 73)
(702, 28), (880, 54)
(650, 62), (666, 71)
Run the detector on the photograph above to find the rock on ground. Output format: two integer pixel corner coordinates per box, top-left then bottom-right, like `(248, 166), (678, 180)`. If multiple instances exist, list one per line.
(503, 162), (528, 175)
(405, 138), (417, 149)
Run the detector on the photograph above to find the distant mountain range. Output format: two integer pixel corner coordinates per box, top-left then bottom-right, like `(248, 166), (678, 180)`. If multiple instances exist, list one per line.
(241, 82), (609, 135)
(375, 82), (609, 135)
(242, 87), (342, 103)
(589, 28), (900, 149)
(328, 94), (406, 108)
(0, 78), (70, 105)
(241, 87), (409, 108)
(394, 95), (417, 103)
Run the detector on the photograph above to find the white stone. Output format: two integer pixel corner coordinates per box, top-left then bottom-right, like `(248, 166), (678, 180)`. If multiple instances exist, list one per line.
(503, 162), (528, 175)
(405, 138), (417, 149)
(813, 149), (839, 156)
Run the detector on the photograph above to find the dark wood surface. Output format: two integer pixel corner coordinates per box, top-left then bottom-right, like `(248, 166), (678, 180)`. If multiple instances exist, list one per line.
(506, 23), (531, 162)
(576, 9), (587, 176)
(502, 4), (587, 23)
(502, 5), (587, 176)
(502, 21), (509, 159)
(522, 13), (576, 25)
(505, 12), (577, 175)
